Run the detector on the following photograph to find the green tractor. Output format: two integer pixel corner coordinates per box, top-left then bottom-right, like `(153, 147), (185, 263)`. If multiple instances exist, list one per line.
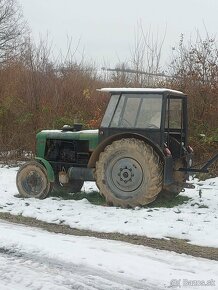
(16, 88), (218, 207)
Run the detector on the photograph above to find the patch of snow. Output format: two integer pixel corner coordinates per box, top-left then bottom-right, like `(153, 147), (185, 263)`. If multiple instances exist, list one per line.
(0, 167), (218, 247)
(0, 220), (217, 290)
(41, 129), (98, 134)
(98, 87), (184, 95)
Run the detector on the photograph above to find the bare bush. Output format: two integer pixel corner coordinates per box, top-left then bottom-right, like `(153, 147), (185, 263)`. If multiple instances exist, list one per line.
(168, 32), (218, 134)
(0, 36), (107, 157)
(167, 32), (218, 174)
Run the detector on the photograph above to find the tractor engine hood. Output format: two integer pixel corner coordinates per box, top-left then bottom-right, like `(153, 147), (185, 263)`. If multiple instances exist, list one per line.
(36, 129), (99, 157)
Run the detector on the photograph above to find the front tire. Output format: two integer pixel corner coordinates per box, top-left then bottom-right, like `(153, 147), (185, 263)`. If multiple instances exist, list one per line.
(95, 138), (163, 207)
(16, 161), (51, 199)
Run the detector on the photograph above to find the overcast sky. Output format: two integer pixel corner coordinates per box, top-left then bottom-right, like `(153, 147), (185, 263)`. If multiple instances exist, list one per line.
(18, 0), (218, 68)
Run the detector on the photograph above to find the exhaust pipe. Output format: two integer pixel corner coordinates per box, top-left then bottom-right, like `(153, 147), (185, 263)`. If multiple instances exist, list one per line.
(68, 167), (95, 181)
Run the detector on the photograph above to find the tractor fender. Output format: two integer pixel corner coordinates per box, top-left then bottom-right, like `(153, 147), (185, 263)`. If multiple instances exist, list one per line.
(35, 157), (55, 182)
(88, 133), (165, 168)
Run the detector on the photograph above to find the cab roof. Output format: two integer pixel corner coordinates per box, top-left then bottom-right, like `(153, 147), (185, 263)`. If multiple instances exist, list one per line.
(98, 88), (185, 96)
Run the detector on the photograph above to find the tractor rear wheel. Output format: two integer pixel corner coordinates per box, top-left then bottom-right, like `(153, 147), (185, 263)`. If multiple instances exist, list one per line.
(52, 180), (84, 195)
(16, 161), (51, 199)
(95, 138), (163, 207)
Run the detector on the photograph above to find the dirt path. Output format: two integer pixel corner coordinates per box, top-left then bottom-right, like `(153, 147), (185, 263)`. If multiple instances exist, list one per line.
(0, 212), (217, 261)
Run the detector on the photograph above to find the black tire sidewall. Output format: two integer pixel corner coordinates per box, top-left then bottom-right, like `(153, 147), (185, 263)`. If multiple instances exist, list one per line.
(96, 138), (163, 207)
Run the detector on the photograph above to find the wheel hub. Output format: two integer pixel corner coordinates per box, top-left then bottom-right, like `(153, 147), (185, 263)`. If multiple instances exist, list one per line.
(111, 157), (143, 192)
(22, 171), (44, 195)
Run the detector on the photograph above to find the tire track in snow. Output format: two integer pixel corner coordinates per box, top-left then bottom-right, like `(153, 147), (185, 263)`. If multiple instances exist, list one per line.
(0, 246), (155, 290)
(0, 212), (218, 261)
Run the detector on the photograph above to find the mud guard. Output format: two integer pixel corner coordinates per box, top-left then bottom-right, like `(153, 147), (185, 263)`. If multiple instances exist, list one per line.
(35, 157), (55, 182)
(88, 133), (165, 168)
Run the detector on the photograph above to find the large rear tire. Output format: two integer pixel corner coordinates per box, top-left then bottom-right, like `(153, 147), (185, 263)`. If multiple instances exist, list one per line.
(16, 161), (51, 199)
(95, 138), (163, 207)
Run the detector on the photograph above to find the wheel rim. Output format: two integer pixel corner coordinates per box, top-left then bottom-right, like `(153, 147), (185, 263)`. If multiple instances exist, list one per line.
(108, 157), (143, 196)
(21, 170), (46, 196)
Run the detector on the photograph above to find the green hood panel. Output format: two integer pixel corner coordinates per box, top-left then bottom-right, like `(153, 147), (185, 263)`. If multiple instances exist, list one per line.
(36, 129), (99, 157)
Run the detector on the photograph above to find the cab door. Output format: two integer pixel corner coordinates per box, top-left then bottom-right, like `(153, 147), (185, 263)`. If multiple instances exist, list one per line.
(165, 96), (188, 158)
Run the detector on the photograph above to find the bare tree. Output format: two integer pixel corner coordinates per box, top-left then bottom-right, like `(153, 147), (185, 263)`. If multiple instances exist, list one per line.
(0, 0), (27, 62)
(111, 22), (166, 87)
(130, 22), (166, 86)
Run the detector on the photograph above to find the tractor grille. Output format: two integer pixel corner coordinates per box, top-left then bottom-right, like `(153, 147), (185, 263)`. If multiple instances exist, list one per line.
(45, 139), (90, 166)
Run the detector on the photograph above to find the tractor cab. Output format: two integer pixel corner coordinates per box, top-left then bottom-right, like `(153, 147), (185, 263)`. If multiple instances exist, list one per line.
(99, 88), (188, 159)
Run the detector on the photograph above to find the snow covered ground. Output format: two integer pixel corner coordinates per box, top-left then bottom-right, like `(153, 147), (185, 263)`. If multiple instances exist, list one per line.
(0, 220), (217, 290)
(0, 166), (218, 247)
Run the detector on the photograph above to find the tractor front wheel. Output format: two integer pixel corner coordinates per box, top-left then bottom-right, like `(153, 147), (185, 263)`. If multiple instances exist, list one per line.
(95, 138), (163, 207)
(16, 161), (51, 199)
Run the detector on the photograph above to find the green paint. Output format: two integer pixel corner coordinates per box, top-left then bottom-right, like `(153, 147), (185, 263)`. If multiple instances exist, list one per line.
(36, 129), (99, 158)
(35, 157), (55, 182)
(36, 132), (46, 158)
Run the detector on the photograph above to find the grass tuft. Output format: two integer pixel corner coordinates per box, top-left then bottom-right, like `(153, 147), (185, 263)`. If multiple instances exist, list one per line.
(51, 190), (191, 208)
(145, 195), (191, 208)
(51, 190), (106, 206)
